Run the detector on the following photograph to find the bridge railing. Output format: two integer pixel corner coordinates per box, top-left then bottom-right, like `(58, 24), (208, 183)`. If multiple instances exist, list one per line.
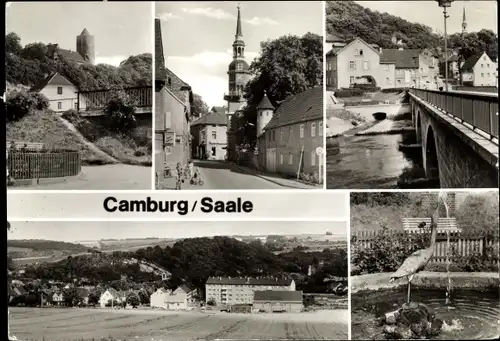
(77, 86), (152, 112)
(409, 88), (499, 140)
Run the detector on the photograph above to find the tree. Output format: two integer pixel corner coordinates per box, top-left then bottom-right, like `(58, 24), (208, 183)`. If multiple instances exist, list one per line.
(104, 91), (138, 133)
(191, 93), (210, 117)
(88, 292), (100, 306)
(64, 287), (81, 307)
(126, 292), (140, 307)
(138, 290), (150, 305)
(456, 194), (499, 236)
(5, 32), (22, 55)
(21, 42), (49, 61)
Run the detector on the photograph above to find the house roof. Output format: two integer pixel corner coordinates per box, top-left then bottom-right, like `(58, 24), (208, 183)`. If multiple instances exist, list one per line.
(56, 48), (86, 63)
(166, 294), (187, 303)
(263, 86), (323, 130)
(155, 288), (170, 294)
(328, 37), (380, 57)
(380, 49), (420, 69)
(191, 112), (228, 127)
(30, 73), (75, 92)
(211, 106), (228, 114)
(177, 284), (194, 294)
(80, 28), (90, 36)
(257, 92), (275, 110)
(155, 19), (167, 81)
(206, 277), (293, 286)
(460, 54), (483, 71)
(254, 290), (303, 302)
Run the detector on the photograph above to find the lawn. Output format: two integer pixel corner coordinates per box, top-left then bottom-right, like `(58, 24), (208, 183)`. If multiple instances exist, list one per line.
(9, 307), (348, 341)
(6, 110), (114, 165)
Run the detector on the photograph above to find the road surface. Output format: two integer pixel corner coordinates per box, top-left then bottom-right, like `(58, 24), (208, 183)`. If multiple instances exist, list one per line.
(194, 160), (283, 189)
(12, 164), (152, 190)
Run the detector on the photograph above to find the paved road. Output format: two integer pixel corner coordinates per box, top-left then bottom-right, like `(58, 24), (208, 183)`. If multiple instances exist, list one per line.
(13, 164), (152, 190)
(195, 160), (283, 189)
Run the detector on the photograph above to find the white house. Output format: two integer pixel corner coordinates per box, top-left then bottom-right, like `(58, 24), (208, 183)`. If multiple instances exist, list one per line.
(150, 288), (171, 309)
(29, 72), (79, 113)
(52, 291), (64, 306)
(99, 288), (124, 307)
(460, 52), (498, 87)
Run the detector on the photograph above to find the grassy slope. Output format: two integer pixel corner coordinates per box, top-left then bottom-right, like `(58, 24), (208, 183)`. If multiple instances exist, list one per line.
(63, 113), (152, 167)
(6, 110), (114, 165)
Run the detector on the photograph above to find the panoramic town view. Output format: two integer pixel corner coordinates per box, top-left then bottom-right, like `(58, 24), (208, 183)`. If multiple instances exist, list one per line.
(7, 221), (348, 340)
(5, 1), (153, 190)
(325, 0), (498, 189)
(155, 1), (324, 190)
(349, 191), (499, 340)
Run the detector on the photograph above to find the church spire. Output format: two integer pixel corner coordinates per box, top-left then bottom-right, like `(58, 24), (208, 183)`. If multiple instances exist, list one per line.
(462, 6), (467, 34)
(235, 4), (242, 39)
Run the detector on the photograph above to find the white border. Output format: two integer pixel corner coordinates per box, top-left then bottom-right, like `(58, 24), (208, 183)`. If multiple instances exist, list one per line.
(151, 1), (156, 191)
(322, 0), (327, 190)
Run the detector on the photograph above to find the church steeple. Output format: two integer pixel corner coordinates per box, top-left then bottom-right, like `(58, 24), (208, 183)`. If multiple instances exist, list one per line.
(235, 4), (242, 39)
(461, 6), (467, 34)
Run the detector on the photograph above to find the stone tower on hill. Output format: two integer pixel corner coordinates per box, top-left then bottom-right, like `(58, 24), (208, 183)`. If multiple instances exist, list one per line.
(76, 28), (95, 65)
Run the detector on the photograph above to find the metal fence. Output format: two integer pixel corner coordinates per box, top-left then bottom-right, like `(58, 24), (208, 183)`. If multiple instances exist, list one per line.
(409, 88), (499, 139)
(352, 228), (499, 265)
(8, 149), (81, 180)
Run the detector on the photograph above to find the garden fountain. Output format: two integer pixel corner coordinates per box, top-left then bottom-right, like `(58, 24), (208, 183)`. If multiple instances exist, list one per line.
(351, 192), (500, 340)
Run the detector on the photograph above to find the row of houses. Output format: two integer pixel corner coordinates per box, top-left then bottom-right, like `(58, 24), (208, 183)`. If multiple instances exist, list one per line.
(205, 276), (303, 313)
(325, 33), (498, 90)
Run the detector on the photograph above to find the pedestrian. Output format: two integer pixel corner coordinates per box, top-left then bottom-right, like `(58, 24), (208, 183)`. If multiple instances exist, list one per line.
(175, 162), (183, 190)
(188, 160), (194, 181)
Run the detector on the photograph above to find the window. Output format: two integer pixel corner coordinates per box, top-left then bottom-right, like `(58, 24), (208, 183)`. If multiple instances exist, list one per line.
(57, 102), (62, 110)
(397, 79), (402, 84)
(349, 61), (356, 70)
(280, 154), (284, 164)
(311, 122), (316, 137)
(212, 131), (216, 140)
(359, 49), (363, 56)
(481, 73), (484, 77)
(311, 151), (316, 166)
(481, 64), (484, 68)
(487, 63), (490, 68)
(57, 86), (63, 95)
(487, 73), (490, 77)
(288, 153), (293, 165)
(319, 121), (323, 136)
(237, 63), (243, 71)
(299, 124), (304, 138)
(280, 128), (284, 141)
(350, 76), (355, 84)
(289, 126), (293, 139)
(363, 61), (369, 71)
(74, 102), (78, 109)
(211, 147), (216, 156)
(326, 77), (330, 85)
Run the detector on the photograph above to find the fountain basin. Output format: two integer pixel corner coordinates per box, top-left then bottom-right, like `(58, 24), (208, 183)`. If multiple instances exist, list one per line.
(351, 272), (500, 340)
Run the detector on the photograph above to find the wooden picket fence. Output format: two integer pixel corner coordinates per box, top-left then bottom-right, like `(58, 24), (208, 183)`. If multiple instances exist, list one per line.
(352, 220), (499, 265)
(8, 149), (81, 180)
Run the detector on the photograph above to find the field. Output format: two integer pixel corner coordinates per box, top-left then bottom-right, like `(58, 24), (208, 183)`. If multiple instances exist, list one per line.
(9, 307), (348, 341)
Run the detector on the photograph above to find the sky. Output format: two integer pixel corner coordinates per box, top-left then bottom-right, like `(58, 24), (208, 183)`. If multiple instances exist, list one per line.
(7, 221), (347, 242)
(355, 1), (498, 35)
(156, 1), (323, 108)
(5, 1), (153, 67)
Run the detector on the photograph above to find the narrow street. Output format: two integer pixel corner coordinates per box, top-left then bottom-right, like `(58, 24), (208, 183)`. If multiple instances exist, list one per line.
(193, 160), (283, 189)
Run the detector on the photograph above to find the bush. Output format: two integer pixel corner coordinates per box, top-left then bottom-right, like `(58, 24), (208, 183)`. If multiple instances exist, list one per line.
(6, 89), (35, 121)
(30, 92), (50, 110)
(381, 88), (409, 93)
(351, 228), (430, 275)
(104, 91), (138, 133)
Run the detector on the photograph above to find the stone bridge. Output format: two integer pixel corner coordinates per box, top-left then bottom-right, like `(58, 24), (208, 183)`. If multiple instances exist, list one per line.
(409, 88), (498, 188)
(76, 86), (152, 116)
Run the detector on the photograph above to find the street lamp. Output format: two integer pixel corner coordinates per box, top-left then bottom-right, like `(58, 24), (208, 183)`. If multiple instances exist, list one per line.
(437, 0), (454, 92)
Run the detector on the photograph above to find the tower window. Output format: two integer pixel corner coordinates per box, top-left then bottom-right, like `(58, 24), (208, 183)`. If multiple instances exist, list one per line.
(237, 63), (243, 71)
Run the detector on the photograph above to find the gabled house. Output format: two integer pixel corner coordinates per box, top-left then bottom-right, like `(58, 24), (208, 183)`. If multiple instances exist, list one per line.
(29, 72), (79, 113)
(190, 111), (228, 160)
(150, 287), (171, 309)
(52, 291), (65, 306)
(163, 284), (197, 310)
(257, 87), (324, 182)
(253, 290), (303, 313)
(460, 52), (498, 87)
(326, 37), (382, 90)
(155, 19), (193, 185)
(99, 288), (124, 307)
